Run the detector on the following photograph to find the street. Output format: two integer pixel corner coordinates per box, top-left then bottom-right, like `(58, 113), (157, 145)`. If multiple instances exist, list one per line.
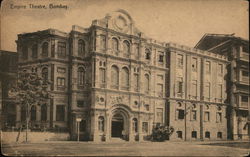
(2, 141), (250, 156)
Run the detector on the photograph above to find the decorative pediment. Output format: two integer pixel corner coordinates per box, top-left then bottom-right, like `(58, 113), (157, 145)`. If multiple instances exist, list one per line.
(92, 9), (142, 37)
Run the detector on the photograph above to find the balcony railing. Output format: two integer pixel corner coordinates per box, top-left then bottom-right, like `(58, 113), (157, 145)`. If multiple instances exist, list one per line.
(240, 101), (249, 108)
(239, 52), (249, 62)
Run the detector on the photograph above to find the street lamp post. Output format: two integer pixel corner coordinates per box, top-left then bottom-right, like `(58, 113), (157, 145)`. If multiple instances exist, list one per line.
(76, 118), (82, 142)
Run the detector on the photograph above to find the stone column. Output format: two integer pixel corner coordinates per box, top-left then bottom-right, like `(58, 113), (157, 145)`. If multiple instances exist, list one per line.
(129, 117), (134, 142)
(105, 114), (110, 142)
(138, 115), (143, 141)
(36, 105), (41, 121)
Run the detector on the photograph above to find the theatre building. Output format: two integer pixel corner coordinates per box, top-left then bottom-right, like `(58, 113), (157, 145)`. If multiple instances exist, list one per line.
(14, 10), (231, 141)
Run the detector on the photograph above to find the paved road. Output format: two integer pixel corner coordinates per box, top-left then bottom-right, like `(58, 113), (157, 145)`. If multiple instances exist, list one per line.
(2, 141), (250, 156)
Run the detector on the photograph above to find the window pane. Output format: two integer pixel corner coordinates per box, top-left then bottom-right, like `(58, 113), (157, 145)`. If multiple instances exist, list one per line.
(111, 66), (119, 89)
(56, 105), (65, 121)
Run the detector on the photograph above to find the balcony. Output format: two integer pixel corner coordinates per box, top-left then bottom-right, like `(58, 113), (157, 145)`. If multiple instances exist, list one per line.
(240, 101), (249, 108)
(239, 76), (249, 85)
(239, 52), (249, 62)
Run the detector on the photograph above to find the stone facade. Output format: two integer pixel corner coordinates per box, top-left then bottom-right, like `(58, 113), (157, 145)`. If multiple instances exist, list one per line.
(4, 10), (242, 141)
(167, 43), (228, 140)
(195, 34), (250, 140)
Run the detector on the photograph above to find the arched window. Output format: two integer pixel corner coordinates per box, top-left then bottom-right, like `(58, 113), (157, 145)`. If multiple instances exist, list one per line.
(42, 67), (48, 81)
(78, 40), (85, 57)
(30, 105), (36, 121)
(22, 46), (28, 60)
(41, 104), (47, 121)
(145, 48), (151, 60)
(121, 67), (129, 90)
(111, 38), (119, 52)
(42, 42), (49, 57)
(145, 74), (150, 93)
(32, 44), (38, 58)
(98, 116), (104, 132)
(78, 67), (85, 86)
(100, 35), (106, 50)
(134, 44), (140, 59)
(111, 65), (119, 89)
(123, 41), (130, 56)
(132, 118), (138, 132)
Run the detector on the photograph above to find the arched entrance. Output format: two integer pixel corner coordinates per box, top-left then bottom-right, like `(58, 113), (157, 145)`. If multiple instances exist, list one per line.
(111, 113), (124, 138)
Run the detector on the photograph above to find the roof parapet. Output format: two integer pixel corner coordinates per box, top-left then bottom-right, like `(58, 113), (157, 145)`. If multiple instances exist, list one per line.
(166, 42), (228, 61)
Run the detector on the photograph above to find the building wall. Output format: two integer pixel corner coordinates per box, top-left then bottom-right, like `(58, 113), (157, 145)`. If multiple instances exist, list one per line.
(167, 43), (228, 140)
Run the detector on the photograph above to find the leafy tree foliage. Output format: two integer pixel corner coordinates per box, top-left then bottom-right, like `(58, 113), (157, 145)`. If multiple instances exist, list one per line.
(151, 125), (174, 142)
(9, 71), (51, 141)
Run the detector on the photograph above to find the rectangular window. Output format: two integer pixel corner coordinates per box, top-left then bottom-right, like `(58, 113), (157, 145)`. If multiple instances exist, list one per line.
(217, 132), (222, 138)
(205, 82), (210, 99)
(216, 112), (222, 122)
(191, 110), (197, 121)
(156, 108), (163, 124)
(134, 44), (140, 59)
(134, 74), (139, 91)
(192, 131), (197, 138)
(205, 132), (210, 138)
(204, 112), (210, 122)
(57, 77), (65, 86)
(242, 96), (248, 102)
(177, 77), (183, 94)
(157, 84), (163, 97)
(177, 54), (183, 68)
(142, 122), (148, 133)
(217, 84), (223, 99)
(192, 57), (197, 72)
(77, 100), (85, 108)
(177, 131), (182, 139)
(100, 35), (106, 50)
(191, 80), (197, 97)
(56, 105), (65, 121)
(178, 109), (185, 119)
(158, 52), (164, 63)
(79, 120), (87, 132)
(99, 68), (106, 84)
(242, 71), (249, 77)
(58, 42), (66, 58)
(205, 61), (211, 74)
(217, 64), (223, 76)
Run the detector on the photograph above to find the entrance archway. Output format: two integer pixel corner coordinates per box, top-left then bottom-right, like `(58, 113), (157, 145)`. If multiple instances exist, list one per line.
(111, 113), (124, 138)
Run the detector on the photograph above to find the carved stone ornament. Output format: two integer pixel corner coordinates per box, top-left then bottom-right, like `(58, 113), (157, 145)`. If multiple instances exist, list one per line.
(110, 95), (127, 105)
(112, 15), (129, 33)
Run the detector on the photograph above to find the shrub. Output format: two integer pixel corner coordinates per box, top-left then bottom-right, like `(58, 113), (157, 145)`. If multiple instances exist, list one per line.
(151, 125), (174, 141)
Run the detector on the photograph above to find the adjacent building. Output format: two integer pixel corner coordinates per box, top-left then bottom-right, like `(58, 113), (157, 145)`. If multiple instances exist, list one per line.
(2, 10), (248, 141)
(195, 34), (250, 140)
(166, 43), (228, 141)
(0, 50), (18, 130)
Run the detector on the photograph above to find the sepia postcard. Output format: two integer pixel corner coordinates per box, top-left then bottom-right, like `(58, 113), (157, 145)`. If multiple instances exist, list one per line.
(0, 0), (249, 156)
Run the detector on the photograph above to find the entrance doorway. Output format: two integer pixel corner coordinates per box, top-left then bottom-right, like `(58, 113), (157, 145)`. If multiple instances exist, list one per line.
(111, 114), (124, 138)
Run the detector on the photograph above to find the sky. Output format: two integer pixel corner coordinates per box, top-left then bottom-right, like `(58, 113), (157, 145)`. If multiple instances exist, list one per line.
(1, 0), (249, 52)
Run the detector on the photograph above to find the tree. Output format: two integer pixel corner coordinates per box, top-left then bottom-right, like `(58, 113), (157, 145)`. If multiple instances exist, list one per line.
(9, 71), (51, 142)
